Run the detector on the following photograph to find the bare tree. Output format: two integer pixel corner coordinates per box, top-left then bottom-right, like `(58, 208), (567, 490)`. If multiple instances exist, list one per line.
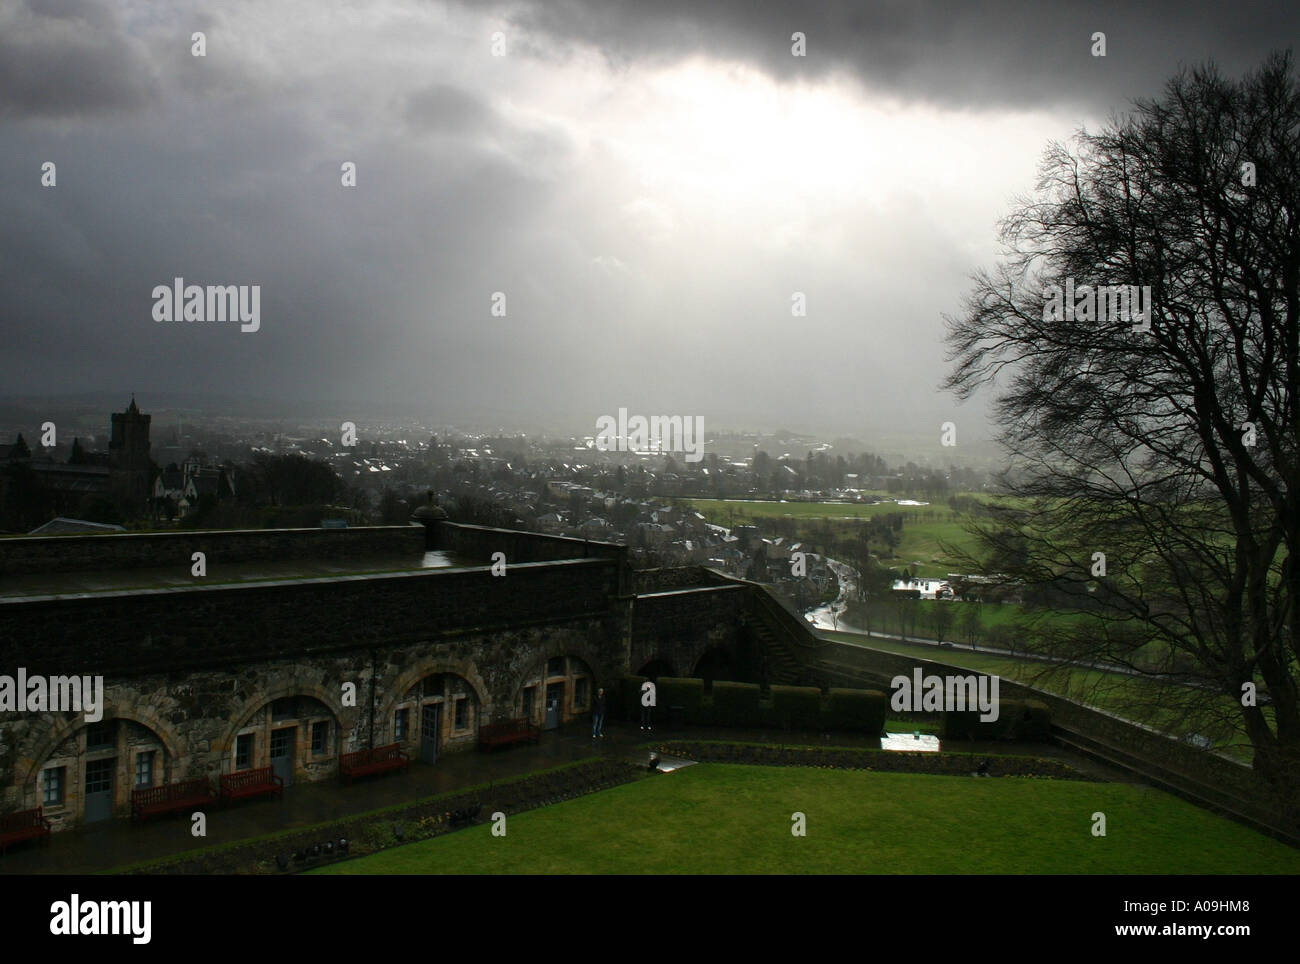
(958, 602), (982, 649)
(944, 54), (1300, 817)
(927, 600), (955, 644)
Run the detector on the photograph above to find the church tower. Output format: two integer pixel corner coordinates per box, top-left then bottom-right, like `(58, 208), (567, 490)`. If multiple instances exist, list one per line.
(109, 396), (152, 516)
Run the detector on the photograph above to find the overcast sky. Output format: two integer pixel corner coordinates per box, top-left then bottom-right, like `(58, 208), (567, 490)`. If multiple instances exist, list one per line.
(1, 0), (1295, 439)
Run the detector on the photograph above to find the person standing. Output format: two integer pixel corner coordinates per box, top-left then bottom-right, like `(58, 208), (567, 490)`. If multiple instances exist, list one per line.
(640, 688), (654, 731)
(592, 687), (607, 738)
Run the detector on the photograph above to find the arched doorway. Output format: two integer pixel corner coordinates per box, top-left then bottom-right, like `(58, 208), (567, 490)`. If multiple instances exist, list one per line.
(517, 655), (594, 730)
(637, 659), (674, 681)
(693, 648), (736, 692)
(229, 696), (337, 787)
(391, 673), (480, 764)
(31, 717), (169, 824)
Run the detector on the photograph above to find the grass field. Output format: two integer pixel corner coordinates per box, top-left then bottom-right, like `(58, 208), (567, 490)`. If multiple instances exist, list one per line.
(309, 763), (1298, 875)
(678, 496), (915, 521)
(844, 598), (1087, 639)
(674, 497), (984, 576)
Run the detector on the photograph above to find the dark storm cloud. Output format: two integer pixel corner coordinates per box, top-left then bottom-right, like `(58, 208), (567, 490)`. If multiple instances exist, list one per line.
(0, 0), (155, 118)
(404, 83), (498, 134)
(477, 0), (1297, 112)
(26, 0), (113, 27)
(1, 0), (1296, 444)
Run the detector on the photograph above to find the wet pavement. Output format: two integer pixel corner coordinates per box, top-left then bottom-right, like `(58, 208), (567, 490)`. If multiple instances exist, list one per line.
(1, 723), (645, 874)
(0, 721), (1122, 874)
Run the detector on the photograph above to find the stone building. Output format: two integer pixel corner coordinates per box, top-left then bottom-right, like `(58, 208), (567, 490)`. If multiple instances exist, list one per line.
(107, 396), (153, 517)
(8, 398), (158, 522)
(0, 522), (810, 832)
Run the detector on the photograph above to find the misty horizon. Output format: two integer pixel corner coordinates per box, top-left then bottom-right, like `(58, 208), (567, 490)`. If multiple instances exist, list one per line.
(5, 0), (1295, 447)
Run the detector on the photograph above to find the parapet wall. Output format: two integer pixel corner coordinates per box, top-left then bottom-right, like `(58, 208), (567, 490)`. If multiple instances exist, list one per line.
(629, 584), (750, 677)
(0, 558), (622, 676)
(0, 525), (426, 576)
(430, 521), (626, 565)
(631, 567), (730, 594)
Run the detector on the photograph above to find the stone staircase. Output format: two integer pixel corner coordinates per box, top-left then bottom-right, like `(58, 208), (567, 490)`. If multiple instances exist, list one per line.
(746, 586), (827, 687)
(748, 617), (804, 685)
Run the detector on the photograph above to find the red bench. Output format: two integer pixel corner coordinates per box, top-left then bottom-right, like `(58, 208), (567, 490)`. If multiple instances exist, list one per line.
(219, 767), (284, 806)
(339, 743), (410, 785)
(0, 807), (52, 855)
(479, 718), (541, 752)
(131, 778), (214, 822)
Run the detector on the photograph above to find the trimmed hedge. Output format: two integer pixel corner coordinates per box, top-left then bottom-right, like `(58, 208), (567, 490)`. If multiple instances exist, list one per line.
(615, 679), (898, 738)
(768, 685), (823, 730)
(824, 688), (888, 735)
(711, 681), (763, 728)
(116, 757), (635, 875)
(658, 677), (707, 725)
(942, 698), (1052, 742)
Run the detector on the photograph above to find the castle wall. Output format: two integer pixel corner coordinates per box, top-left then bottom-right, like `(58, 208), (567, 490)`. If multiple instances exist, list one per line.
(0, 524), (767, 831)
(0, 524), (426, 576)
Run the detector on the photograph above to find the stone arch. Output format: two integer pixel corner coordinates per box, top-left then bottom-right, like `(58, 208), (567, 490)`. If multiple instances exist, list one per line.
(637, 658), (675, 681)
(215, 679), (345, 786)
(214, 676), (345, 759)
(511, 631), (608, 694)
(381, 661), (487, 757)
(693, 646), (737, 691)
(379, 655), (489, 727)
(17, 687), (186, 800)
(20, 703), (176, 826)
(513, 652), (597, 728)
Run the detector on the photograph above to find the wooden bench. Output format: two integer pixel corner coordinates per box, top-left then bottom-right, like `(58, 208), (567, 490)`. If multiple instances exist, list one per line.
(339, 743), (409, 785)
(479, 718), (541, 752)
(0, 807), (52, 855)
(219, 767), (284, 806)
(131, 778), (214, 822)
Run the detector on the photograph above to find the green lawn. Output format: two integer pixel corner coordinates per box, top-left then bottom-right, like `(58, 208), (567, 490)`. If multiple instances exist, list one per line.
(674, 497), (987, 577)
(676, 497), (900, 521)
(847, 598), (1082, 635)
(309, 763), (1298, 875)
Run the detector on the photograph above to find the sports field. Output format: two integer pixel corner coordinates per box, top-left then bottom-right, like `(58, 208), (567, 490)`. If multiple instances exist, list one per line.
(309, 763), (1298, 875)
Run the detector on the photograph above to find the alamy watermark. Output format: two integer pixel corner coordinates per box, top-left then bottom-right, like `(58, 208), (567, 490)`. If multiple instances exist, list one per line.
(1043, 277), (1151, 331)
(0, 669), (104, 722)
(152, 277), (260, 332)
(890, 669), (1000, 721)
(50, 894), (151, 944)
(593, 408), (704, 463)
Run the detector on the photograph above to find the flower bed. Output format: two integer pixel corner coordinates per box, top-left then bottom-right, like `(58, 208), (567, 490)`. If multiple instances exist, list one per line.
(120, 757), (638, 874)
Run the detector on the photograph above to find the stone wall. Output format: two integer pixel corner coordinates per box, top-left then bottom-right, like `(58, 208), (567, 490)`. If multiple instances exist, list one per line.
(0, 558), (621, 676)
(628, 585), (749, 679)
(0, 525), (426, 576)
(631, 567), (728, 594)
(0, 615), (622, 829)
(431, 521), (626, 567)
(0, 526), (777, 832)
